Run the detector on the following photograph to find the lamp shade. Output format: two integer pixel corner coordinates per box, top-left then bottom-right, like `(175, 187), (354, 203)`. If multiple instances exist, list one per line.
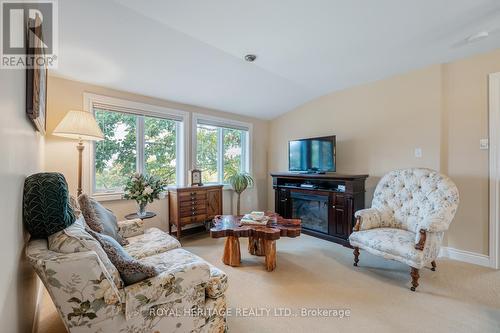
(53, 110), (104, 141)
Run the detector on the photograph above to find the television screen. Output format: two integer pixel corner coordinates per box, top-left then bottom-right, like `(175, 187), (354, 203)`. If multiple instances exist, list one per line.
(289, 136), (336, 172)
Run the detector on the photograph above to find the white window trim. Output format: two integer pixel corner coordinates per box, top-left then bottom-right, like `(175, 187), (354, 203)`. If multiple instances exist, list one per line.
(191, 113), (253, 188)
(83, 93), (189, 201)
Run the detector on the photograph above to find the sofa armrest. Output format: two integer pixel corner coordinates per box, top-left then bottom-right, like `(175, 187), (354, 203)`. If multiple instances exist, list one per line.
(354, 208), (383, 231)
(117, 218), (145, 238)
(123, 261), (210, 320)
(42, 251), (123, 327)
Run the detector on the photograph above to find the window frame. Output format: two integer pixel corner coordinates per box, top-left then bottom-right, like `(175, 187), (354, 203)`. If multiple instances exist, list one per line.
(84, 93), (189, 201)
(192, 113), (252, 186)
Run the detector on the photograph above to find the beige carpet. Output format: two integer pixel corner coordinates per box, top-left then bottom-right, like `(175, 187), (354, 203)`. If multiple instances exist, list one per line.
(37, 233), (500, 333)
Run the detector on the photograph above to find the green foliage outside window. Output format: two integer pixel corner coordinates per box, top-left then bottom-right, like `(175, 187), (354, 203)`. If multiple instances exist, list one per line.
(94, 110), (137, 191)
(196, 125), (218, 183)
(94, 109), (178, 192)
(196, 124), (247, 184)
(94, 109), (248, 192)
(144, 116), (177, 183)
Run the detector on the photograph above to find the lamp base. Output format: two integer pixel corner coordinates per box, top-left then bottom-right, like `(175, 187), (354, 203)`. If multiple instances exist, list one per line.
(77, 141), (84, 197)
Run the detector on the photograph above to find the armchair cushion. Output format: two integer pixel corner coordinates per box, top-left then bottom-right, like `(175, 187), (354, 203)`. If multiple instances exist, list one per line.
(137, 248), (228, 299)
(87, 229), (157, 285)
(124, 248), (211, 319)
(349, 228), (425, 268)
(349, 228), (444, 269)
(124, 227), (181, 260)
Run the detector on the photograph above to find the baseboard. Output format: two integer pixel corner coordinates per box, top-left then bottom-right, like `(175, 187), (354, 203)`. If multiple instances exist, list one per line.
(439, 246), (491, 267)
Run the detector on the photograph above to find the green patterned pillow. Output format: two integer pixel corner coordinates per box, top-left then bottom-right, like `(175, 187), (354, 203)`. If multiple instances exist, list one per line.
(23, 172), (75, 238)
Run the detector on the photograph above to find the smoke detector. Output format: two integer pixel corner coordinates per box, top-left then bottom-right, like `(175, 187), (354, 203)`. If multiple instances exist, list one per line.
(244, 54), (257, 62)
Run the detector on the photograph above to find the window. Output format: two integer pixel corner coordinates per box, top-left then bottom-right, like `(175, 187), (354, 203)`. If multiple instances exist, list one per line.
(194, 115), (251, 184)
(87, 94), (187, 196)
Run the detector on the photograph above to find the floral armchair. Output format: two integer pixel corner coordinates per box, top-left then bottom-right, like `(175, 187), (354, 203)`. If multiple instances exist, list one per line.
(26, 217), (228, 332)
(349, 168), (459, 291)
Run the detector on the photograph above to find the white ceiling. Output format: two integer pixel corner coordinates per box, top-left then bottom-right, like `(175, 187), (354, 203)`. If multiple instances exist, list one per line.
(54, 0), (500, 119)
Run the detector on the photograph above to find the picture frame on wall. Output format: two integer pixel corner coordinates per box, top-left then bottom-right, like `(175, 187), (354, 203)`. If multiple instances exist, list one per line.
(26, 14), (47, 134)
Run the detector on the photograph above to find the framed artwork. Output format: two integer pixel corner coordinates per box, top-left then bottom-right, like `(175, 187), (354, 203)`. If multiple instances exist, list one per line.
(26, 15), (47, 134)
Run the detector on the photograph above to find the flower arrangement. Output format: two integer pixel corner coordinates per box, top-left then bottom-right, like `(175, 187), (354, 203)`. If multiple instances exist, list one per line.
(123, 173), (166, 216)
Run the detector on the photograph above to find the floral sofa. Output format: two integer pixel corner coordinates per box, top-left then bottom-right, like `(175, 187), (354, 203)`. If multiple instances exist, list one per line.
(349, 168), (459, 291)
(26, 217), (228, 332)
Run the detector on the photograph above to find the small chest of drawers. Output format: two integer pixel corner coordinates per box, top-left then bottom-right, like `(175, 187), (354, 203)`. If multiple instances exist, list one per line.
(168, 185), (223, 238)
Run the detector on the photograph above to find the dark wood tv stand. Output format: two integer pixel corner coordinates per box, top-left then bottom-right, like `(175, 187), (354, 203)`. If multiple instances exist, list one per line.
(271, 172), (368, 246)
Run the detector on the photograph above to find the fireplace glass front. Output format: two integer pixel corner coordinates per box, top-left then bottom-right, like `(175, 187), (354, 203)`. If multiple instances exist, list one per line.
(291, 192), (329, 234)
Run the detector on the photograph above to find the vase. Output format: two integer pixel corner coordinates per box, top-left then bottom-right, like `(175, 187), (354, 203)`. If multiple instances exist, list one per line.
(137, 202), (147, 217)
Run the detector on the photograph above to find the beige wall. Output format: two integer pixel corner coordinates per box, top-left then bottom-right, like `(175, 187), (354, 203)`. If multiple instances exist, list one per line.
(442, 50), (500, 255)
(269, 49), (500, 256)
(0, 70), (44, 331)
(46, 49), (500, 256)
(45, 76), (269, 230)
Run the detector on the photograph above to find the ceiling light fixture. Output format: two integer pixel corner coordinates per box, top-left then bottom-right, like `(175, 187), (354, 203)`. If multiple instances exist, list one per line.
(244, 54), (257, 62)
(466, 31), (489, 43)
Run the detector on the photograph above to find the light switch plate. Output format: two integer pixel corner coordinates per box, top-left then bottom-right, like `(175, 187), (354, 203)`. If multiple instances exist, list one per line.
(480, 139), (489, 150)
(414, 148), (422, 158)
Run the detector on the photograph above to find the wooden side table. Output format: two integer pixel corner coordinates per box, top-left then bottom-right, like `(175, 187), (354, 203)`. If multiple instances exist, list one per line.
(124, 212), (157, 221)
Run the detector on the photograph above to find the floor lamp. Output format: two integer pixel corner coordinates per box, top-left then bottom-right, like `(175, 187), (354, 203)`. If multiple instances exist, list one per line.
(53, 110), (104, 196)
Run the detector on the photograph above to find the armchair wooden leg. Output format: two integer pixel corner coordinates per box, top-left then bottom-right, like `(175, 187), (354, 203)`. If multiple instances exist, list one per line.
(431, 260), (436, 271)
(410, 267), (420, 291)
(353, 247), (360, 266)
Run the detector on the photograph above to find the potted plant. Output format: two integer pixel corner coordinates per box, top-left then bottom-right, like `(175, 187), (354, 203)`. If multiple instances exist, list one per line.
(123, 173), (166, 217)
(227, 172), (254, 215)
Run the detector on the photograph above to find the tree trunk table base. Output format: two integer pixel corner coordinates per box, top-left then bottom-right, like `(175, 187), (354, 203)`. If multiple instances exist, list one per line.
(264, 240), (276, 271)
(248, 236), (266, 256)
(211, 212), (301, 272)
(222, 236), (241, 266)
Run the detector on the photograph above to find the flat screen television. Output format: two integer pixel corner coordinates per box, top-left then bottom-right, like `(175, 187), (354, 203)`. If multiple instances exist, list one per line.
(288, 136), (336, 173)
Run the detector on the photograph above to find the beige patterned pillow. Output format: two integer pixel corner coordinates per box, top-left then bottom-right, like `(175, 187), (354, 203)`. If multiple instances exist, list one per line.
(48, 216), (123, 289)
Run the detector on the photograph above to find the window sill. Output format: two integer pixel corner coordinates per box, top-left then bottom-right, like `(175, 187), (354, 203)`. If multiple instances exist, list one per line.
(92, 192), (170, 202)
(92, 192), (125, 202)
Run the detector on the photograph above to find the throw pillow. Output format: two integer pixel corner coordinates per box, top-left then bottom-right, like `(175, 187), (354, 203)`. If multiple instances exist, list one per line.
(23, 172), (75, 238)
(48, 215), (123, 289)
(78, 194), (128, 245)
(86, 228), (157, 285)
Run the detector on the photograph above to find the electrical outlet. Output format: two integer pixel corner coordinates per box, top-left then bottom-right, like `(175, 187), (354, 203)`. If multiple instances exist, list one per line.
(414, 148), (422, 158)
(480, 139), (489, 150)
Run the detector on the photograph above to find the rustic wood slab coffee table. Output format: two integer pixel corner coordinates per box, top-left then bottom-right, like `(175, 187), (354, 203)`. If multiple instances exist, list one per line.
(210, 212), (301, 271)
